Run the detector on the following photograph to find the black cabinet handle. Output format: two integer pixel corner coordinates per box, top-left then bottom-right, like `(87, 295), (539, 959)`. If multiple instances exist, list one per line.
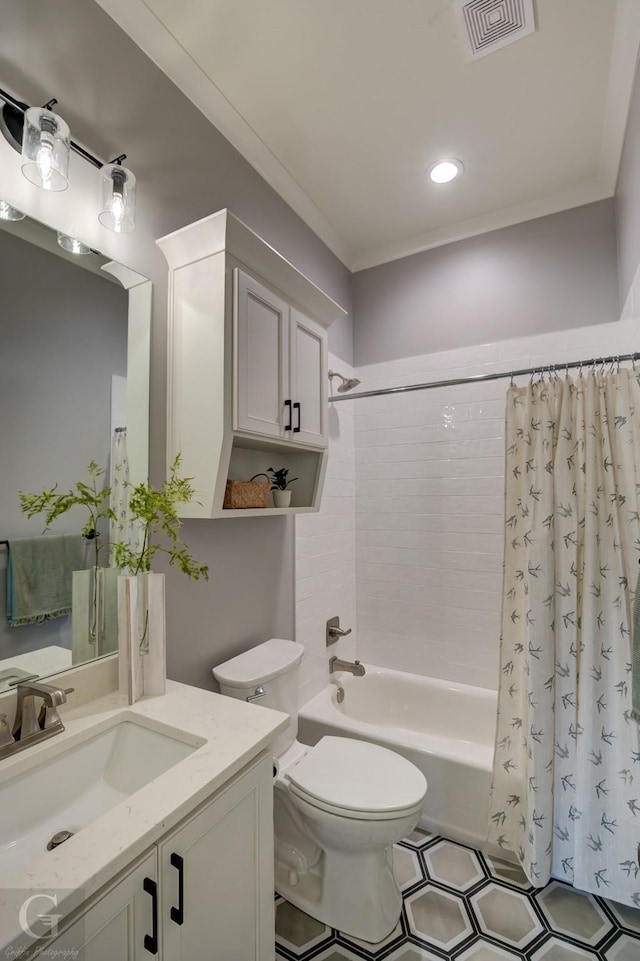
(143, 877), (158, 954)
(293, 402), (301, 433)
(170, 853), (184, 926)
(284, 399), (292, 431)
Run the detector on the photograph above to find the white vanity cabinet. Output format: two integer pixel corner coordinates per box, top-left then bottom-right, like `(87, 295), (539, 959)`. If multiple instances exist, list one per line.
(157, 209), (345, 518)
(235, 270), (327, 447)
(48, 852), (157, 961)
(44, 753), (274, 961)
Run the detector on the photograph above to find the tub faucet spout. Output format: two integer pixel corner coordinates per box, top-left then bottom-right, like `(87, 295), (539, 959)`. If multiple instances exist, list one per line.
(329, 656), (366, 677)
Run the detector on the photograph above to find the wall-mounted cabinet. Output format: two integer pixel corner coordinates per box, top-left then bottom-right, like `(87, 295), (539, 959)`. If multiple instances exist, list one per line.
(158, 210), (345, 518)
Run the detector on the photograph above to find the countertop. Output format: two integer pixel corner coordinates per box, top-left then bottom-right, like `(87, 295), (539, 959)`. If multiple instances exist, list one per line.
(0, 680), (288, 955)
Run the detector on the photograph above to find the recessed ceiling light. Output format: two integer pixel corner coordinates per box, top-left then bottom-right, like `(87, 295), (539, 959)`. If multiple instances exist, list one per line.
(429, 160), (464, 184)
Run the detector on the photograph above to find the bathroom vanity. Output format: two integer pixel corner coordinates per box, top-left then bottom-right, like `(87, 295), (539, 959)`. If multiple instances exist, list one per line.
(0, 681), (288, 960)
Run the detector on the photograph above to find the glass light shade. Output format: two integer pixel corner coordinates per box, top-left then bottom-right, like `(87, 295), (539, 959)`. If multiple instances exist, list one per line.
(57, 232), (91, 255)
(21, 106), (70, 191)
(98, 163), (136, 233)
(0, 200), (25, 221)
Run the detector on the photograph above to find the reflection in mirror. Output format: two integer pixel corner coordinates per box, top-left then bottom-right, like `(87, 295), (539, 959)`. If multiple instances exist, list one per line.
(0, 212), (150, 690)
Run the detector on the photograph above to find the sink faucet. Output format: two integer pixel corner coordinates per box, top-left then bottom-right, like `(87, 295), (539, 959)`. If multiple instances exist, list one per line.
(0, 681), (73, 761)
(329, 656), (366, 677)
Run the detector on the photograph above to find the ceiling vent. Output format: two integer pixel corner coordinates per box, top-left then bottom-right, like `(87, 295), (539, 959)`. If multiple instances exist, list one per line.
(454, 0), (536, 61)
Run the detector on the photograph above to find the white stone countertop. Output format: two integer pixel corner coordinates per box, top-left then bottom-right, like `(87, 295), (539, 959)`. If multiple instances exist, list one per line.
(0, 680), (288, 957)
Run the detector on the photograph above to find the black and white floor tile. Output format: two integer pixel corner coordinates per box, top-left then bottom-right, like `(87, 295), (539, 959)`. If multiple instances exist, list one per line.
(275, 830), (640, 961)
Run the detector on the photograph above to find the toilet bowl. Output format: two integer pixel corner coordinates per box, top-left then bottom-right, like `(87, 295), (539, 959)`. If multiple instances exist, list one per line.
(213, 639), (427, 943)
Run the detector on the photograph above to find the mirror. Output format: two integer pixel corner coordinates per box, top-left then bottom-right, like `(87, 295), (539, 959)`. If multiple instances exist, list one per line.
(0, 211), (150, 689)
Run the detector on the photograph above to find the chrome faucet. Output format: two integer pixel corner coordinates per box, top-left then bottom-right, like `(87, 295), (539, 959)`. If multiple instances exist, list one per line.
(0, 681), (73, 761)
(329, 656), (366, 677)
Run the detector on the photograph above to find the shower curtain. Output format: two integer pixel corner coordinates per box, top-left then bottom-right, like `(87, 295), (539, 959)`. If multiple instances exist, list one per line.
(488, 368), (640, 907)
(110, 428), (144, 566)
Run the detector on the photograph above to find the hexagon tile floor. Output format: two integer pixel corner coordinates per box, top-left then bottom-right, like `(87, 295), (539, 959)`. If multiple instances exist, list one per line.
(274, 830), (640, 961)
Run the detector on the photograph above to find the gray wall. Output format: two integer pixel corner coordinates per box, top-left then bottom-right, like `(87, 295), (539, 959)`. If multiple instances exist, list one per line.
(0, 0), (352, 691)
(352, 200), (619, 366)
(615, 58), (640, 310)
(0, 228), (127, 660)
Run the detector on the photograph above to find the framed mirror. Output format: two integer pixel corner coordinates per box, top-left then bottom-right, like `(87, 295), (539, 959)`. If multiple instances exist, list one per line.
(0, 211), (150, 690)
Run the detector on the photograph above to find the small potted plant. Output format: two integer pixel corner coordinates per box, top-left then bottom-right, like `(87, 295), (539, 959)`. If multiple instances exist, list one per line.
(267, 467), (298, 509)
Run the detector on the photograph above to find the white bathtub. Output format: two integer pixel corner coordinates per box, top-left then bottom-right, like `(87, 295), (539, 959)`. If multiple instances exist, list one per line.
(297, 665), (498, 853)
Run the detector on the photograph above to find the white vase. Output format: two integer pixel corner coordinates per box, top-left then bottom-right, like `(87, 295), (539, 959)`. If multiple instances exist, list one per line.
(273, 489), (292, 508)
(117, 571), (166, 703)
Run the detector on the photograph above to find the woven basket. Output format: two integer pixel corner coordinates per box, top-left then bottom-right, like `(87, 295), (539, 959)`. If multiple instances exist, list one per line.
(223, 473), (271, 509)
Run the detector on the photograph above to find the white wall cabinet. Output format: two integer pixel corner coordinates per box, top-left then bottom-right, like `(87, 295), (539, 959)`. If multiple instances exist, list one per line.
(158, 209), (345, 518)
(234, 271), (327, 447)
(44, 754), (274, 961)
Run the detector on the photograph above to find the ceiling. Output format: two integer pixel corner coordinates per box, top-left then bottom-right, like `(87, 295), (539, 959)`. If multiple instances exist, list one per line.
(98, 0), (640, 271)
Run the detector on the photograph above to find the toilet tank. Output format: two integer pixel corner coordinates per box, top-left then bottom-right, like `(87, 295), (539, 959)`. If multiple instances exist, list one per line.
(212, 639), (304, 757)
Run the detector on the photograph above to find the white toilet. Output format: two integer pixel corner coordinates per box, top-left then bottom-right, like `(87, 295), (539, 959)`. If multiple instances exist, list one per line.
(213, 638), (427, 942)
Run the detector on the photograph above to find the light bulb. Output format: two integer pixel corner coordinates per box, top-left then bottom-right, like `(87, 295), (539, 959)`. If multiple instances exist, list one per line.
(111, 190), (125, 229)
(36, 138), (54, 188)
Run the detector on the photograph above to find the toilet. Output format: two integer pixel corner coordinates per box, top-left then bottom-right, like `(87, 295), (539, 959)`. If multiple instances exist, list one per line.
(212, 638), (427, 942)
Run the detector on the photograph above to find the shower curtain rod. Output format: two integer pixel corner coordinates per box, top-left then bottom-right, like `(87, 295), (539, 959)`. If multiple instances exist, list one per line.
(328, 350), (640, 403)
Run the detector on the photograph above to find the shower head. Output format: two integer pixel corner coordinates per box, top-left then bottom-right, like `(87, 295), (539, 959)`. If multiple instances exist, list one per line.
(329, 370), (361, 393)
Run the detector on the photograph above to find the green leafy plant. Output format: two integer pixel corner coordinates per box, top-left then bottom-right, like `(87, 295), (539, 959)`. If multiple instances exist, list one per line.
(19, 455), (209, 582)
(267, 467), (298, 491)
(19, 460), (115, 570)
(112, 454), (209, 580)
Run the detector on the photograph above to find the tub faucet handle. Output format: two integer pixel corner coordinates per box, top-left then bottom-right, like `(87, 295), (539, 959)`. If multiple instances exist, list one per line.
(326, 616), (352, 645)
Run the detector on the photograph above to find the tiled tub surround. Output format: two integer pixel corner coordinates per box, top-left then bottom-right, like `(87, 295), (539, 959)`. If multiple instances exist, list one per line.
(295, 322), (640, 697)
(352, 316), (640, 691)
(298, 667), (497, 851)
(275, 830), (640, 960)
(295, 353), (357, 706)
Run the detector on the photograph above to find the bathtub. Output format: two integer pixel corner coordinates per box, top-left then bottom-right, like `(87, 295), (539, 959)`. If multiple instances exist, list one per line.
(297, 665), (498, 853)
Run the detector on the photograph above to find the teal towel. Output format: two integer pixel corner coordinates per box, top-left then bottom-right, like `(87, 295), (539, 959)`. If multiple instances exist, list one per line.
(6, 534), (85, 627)
(632, 567), (640, 723)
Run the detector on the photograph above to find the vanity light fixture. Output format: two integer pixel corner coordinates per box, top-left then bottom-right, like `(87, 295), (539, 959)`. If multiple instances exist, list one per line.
(56, 232), (92, 255)
(0, 85), (136, 233)
(0, 199), (25, 221)
(429, 159), (464, 184)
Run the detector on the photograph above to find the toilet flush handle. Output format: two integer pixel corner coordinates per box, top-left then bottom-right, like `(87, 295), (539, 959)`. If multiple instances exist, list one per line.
(246, 685), (266, 703)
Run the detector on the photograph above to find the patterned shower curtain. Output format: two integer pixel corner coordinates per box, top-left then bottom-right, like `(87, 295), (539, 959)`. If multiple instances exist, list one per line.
(488, 368), (640, 907)
(110, 428), (144, 568)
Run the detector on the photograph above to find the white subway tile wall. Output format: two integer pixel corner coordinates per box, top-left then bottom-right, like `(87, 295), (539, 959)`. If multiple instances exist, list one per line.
(295, 319), (640, 696)
(294, 354), (357, 705)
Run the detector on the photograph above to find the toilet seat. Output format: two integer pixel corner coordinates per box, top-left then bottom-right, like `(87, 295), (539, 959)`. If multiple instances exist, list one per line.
(285, 736), (427, 821)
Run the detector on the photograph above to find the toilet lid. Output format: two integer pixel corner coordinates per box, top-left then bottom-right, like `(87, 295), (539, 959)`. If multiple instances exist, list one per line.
(285, 737), (427, 818)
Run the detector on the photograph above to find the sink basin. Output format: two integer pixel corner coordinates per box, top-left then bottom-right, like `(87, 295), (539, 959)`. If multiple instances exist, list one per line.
(0, 715), (199, 882)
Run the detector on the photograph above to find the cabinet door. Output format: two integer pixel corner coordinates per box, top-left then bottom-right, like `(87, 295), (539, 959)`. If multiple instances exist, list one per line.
(46, 852), (158, 961)
(290, 308), (327, 447)
(235, 269), (290, 439)
(160, 754), (274, 961)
